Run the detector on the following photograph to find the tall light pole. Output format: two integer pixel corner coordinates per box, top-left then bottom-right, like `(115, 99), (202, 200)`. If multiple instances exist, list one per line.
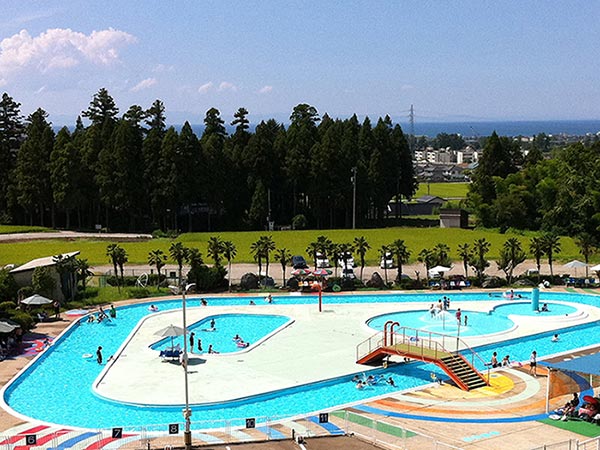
(351, 167), (357, 229)
(181, 282), (195, 450)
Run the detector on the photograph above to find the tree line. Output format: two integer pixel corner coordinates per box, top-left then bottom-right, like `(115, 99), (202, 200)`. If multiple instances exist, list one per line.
(468, 131), (600, 245)
(0, 89), (416, 232)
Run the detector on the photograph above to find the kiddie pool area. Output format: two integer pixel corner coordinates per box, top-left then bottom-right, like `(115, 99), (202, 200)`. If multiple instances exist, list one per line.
(2, 290), (600, 430)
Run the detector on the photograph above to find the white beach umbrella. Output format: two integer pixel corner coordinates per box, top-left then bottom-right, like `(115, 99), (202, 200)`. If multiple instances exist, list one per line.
(154, 324), (185, 349)
(21, 294), (53, 306)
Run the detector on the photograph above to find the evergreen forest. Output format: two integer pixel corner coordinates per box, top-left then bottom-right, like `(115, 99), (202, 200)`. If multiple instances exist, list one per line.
(0, 89), (416, 233)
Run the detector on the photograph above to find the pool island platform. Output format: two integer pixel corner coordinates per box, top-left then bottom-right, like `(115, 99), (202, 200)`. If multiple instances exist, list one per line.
(95, 296), (600, 406)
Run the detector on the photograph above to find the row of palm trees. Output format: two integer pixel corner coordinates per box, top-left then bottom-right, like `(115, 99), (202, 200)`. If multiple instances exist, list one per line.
(104, 231), (595, 291)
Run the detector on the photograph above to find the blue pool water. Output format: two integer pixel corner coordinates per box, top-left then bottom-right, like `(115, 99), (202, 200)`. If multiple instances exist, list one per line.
(151, 314), (290, 354)
(3, 291), (600, 429)
(368, 301), (578, 337)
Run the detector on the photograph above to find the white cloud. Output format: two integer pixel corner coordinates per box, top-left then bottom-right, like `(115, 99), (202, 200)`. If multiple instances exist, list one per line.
(218, 81), (237, 92)
(198, 81), (213, 94)
(258, 85), (273, 94)
(130, 77), (157, 92)
(0, 27), (137, 80)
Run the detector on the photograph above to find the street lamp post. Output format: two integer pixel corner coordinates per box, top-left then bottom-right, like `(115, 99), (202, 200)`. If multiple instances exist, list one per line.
(181, 283), (196, 450)
(351, 167), (357, 229)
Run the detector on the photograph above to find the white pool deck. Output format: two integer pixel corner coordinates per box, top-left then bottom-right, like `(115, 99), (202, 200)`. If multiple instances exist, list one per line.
(95, 295), (600, 407)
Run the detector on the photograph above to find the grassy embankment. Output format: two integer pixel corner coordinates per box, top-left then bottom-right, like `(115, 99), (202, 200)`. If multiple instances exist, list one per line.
(0, 227), (582, 267)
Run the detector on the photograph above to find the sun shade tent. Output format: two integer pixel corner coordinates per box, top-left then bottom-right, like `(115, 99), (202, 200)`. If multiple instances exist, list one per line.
(539, 353), (600, 413)
(563, 260), (588, 269)
(428, 265), (452, 277)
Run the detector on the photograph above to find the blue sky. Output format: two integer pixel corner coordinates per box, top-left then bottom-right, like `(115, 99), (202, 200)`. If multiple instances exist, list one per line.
(1, 1), (599, 125)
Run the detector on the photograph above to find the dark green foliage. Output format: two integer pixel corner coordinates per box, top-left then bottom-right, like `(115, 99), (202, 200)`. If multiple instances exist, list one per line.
(129, 287), (151, 298)
(32, 266), (56, 297)
(0, 269), (18, 302)
(292, 214), (308, 230)
(187, 264), (227, 291)
(9, 311), (34, 332)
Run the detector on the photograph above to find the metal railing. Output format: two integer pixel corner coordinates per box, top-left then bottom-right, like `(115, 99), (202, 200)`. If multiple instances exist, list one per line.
(356, 326), (490, 384)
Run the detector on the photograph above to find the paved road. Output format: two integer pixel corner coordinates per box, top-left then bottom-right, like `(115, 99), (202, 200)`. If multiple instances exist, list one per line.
(0, 231), (152, 242)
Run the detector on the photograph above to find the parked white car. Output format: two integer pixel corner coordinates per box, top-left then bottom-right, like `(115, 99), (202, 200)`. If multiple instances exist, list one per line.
(380, 252), (394, 269)
(315, 252), (330, 268)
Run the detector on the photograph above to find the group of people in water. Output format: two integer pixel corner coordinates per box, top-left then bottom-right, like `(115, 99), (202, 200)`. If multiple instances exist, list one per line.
(428, 297), (468, 326)
(352, 374), (395, 389)
(86, 305), (117, 324)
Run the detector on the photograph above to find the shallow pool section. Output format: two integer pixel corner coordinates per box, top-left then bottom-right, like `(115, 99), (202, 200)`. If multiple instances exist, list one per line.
(368, 309), (514, 337)
(368, 302), (579, 337)
(151, 314), (290, 354)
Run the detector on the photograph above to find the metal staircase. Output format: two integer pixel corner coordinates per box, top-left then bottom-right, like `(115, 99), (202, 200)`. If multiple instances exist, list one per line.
(356, 323), (489, 391)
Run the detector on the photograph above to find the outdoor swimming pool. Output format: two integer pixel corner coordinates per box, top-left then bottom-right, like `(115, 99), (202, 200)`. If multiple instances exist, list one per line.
(368, 301), (578, 337)
(2, 291), (599, 430)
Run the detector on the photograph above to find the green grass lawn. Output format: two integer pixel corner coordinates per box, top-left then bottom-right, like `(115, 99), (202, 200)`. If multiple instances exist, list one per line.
(415, 182), (470, 199)
(0, 225), (52, 234)
(0, 227), (582, 267)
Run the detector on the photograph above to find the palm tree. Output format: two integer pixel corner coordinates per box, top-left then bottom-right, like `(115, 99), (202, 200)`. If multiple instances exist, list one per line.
(330, 243), (341, 277)
(222, 241), (237, 291)
(499, 237), (526, 284)
(353, 236), (370, 282)
(389, 239), (411, 283)
(259, 235), (276, 280)
(106, 243), (123, 291)
(250, 238), (264, 277)
(106, 243), (120, 279)
(575, 232), (597, 278)
(206, 236), (225, 267)
(471, 238), (491, 284)
(274, 247), (292, 287)
(148, 249), (167, 289)
(379, 245), (391, 285)
(169, 242), (189, 286)
(529, 237), (545, 281)
(114, 246), (128, 283)
(306, 240), (320, 270)
(432, 243), (451, 268)
(457, 243), (471, 278)
(185, 247), (204, 286)
(75, 258), (93, 290)
(417, 248), (435, 281)
(541, 233), (561, 279)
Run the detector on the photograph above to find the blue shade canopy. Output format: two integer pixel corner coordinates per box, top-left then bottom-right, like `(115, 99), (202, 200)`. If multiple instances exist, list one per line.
(540, 352), (600, 376)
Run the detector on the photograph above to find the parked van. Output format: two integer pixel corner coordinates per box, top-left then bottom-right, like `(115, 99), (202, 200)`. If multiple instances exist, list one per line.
(337, 252), (354, 268)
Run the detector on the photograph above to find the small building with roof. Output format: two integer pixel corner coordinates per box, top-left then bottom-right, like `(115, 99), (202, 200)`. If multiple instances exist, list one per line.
(9, 251), (80, 301)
